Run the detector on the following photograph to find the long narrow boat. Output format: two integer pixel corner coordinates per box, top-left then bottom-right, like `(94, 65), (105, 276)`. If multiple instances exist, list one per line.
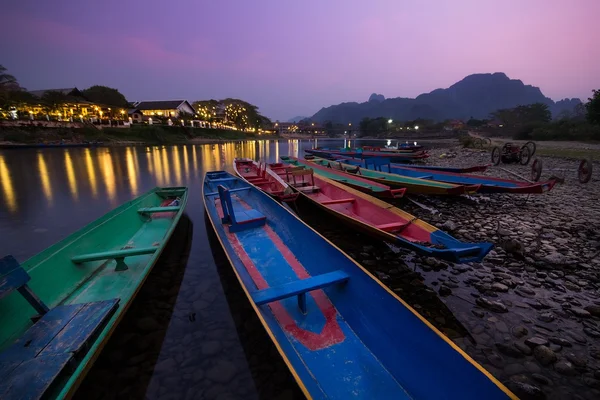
(233, 158), (298, 201)
(203, 171), (513, 399)
(306, 148), (429, 162)
(308, 157), (480, 195)
(0, 187), (188, 399)
(341, 157), (557, 194)
(331, 155), (490, 173)
(277, 166), (492, 262)
(279, 156), (406, 199)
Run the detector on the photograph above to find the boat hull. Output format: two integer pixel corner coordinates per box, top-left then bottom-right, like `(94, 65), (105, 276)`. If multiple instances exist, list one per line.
(203, 171), (513, 399)
(309, 158), (479, 195)
(338, 157), (556, 194)
(281, 170), (492, 262)
(0, 186), (188, 399)
(233, 158), (298, 201)
(306, 148), (429, 162)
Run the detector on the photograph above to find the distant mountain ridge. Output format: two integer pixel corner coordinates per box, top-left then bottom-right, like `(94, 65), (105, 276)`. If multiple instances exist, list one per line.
(310, 73), (581, 124)
(287, 116), (309, 123)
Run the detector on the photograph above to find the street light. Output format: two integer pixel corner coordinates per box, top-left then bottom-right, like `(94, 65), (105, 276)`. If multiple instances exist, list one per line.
(414, 125), (419, 130)
(388, 119), (393, 124)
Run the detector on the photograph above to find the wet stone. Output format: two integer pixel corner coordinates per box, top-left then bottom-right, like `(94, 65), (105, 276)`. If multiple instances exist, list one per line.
(548, 337), (572, 347)
(568, 332), (588, 345)
(512, 325), (529, 339)
(507, 381), (546, 400)
(549, 344), (562, 353)
(514, 342), (532, 355)
(524, 362), (542, 374)
(570, 308), (592, 318)
(554, 360), (578, 376)
(525, 337), (549, 348)
(491, 282), (509, 292)
(583, 327), (600, 338)
(504, 363), (525, 375)
(565, 353), (587, 368)
(584, 305), (600, 317)
(533, 345), (557, 366)
(531, 374), (553, 386)
(538, 312), (555, 323)
(496, 343), (525, 358)
(476, 297), (508, 313)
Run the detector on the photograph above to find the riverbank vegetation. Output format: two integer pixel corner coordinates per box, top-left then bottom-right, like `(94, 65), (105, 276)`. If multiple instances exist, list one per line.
(0, 125), (266, 145)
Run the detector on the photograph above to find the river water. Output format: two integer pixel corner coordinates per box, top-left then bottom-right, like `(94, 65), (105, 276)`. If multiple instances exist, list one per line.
(0, 139), (376, 400)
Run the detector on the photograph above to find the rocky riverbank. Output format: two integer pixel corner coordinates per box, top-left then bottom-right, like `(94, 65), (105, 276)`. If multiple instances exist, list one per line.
(300, 146), (599, 400)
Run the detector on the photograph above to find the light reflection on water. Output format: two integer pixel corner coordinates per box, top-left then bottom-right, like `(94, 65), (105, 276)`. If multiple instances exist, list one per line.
(0, 154), (16, 213)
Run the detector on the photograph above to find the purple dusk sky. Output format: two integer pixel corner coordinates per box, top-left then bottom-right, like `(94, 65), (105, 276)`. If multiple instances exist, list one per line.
(1, 0), (598, 120)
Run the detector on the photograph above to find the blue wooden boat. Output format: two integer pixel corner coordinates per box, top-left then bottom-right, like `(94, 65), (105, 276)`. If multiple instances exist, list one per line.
(203, 171), (515, 399)
(341, 157), (557, 194)
(305, 148), (429, 162)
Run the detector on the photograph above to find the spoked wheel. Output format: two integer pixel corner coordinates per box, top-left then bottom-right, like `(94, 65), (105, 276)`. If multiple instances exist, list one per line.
(519, 145), (532, 165)
(578, 159), (593, 183)
(531, 158), (543, 182)
(525, 141), (537, 157)
(484, 138), (492, 147)
(491, 146), (502, 165)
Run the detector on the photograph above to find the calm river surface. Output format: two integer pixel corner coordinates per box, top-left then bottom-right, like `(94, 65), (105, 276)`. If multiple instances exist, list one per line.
(0, 138), (376, 400)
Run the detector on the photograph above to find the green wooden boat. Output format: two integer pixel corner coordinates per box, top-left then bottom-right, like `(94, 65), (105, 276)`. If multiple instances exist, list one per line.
(0, 186), (188, 400)
(309, 157), (480, 195)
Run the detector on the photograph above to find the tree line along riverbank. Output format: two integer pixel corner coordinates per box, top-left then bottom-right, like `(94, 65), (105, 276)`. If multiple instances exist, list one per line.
(0, 125), (276, 145)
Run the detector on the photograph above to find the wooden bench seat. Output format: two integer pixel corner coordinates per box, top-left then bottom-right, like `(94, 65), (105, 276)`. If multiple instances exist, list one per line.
(376, 221), (411, 233)
(321, 198), (355, 205)
(205, 187), (251, 197)
(72, 247), (157, 271)
(137, 206), (181, 214)
(0, 255), (119, 400)
(217, 185), (266, 232)
(252, 270), (349, 314)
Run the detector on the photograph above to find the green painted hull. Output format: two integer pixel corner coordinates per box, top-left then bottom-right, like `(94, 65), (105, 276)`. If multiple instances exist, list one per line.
(0, 186), (188, 399)
(310, 158), (473, 195)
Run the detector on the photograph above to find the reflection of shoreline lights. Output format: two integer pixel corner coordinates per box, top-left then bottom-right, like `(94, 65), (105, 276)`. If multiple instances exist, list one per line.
(102, 151), (116, 203)
(0, 155), (16, 213)
(126, 147), (138, 195)
(183, 145), (190, 181)
(192, 146), (199, 178)
(64, 150), (78, 200)
(85, 148), (98, 197)
(161, 147), (171, 184)
(37, 152), (53, 205)
(172, 146), (182, 186)
(152, 147), (164, 186)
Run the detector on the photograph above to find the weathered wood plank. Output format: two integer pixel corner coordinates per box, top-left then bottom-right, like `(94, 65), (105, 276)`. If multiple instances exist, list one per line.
(0, 255), (30, 299)
(252, 270), (349, 306)
(40, 299), (119, 356)
(0, 304), (84, 362)
(71, 247), (157, 264)
(0, 354), (73, 400)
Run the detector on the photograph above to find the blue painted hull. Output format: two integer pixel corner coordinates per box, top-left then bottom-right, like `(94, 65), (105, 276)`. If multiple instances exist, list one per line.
(341, 158), (557, 194)
(203, 171), (514, 400)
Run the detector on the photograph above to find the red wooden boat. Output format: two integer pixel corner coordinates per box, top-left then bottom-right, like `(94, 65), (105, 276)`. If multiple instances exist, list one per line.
(233, 158), (298, 201)
(267, 165), (492, 262)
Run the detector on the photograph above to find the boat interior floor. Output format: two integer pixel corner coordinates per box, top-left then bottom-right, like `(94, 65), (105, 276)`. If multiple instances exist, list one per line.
(209, 192), (410, 399)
